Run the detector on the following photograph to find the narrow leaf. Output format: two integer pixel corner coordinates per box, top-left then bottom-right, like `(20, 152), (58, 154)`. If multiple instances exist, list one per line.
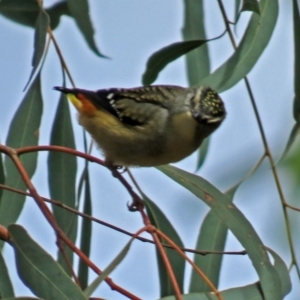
(280, 123), (300, 160)
(0, 153), (5, 199)
(1, 297), (43, 300)
(241, 0), (261, 15)
(165, 250), (290, 299)
(84, 238), (133, 297)
(46, 1), (71, 30)
(182, 0), (210, 85)
(157, 165), (282, 300)
(142, 40), (209, 86)
(162, 282), (265, 299)
(234, 0), (242, 23)
(8, 225), (87, 300)
(189, 211), (227, 293)
(293, 0), (300, 124)
(0, 73), (43, 243)
(282, 139), (300, 181)
(195, 138), (210, 172)
(190, 172), (246, 292)
(0, 252), (14, 297)
(78, 171), (92, 290)
(200, 0), (278, 92)
(67, 0), (105, 57)
(281, 1), (300, 161)
(182, 0), (212, 169)
(48, 93), (77, 274)
(266, 248), (291, 297)
(24, 8), (49, 90)
(143, 194), (185, 298)
(0, 0), (69, 29)
(0, 0), (39, 27)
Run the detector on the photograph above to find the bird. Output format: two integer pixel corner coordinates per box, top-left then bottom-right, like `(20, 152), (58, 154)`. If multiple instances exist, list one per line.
(54, 85), (225, 167)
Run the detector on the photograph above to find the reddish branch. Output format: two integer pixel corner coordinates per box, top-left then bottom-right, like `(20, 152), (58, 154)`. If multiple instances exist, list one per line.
(0, 144), (141, 300)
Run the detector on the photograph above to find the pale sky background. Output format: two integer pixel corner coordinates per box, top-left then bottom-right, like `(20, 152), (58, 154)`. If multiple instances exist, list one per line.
(0, 0), (299, 299)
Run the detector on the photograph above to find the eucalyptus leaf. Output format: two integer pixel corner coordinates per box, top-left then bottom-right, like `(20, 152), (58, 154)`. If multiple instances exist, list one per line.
(48, 93), (77, 274)
(78, 171), (92, 290)
(24, 8), (49, 90)
(0, 0), (69, 29)
(157, 165), (282, 300)
(293, 0), (300, 124)
(143, 193), (185, 298)
(199, 0), (278, 92)
(84, 238), (133, 297)
(0, 252), (14, 297)
(0, 73), (43, 248)
(67, 0), (105, 57)
(9, 225), (87, 300)
(182, 0), (210, 85)
(241, 0), (260, 15)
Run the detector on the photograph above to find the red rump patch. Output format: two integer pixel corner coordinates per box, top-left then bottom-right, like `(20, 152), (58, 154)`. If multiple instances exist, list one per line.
(77, 93), (97, 115)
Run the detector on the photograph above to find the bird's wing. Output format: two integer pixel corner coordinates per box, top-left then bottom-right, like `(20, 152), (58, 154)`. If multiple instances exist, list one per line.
(54, 85), (185, 127)
(94, 85), (185, 126)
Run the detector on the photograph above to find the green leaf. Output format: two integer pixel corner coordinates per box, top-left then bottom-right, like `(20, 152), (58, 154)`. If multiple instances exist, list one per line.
(157, 165), (282, 300)
(84, 238), (133, 297)
(200, 0), (278, 92)
(280, 123), (300, 160)
(281, 136), (300, 181)
(189, 210), (227, 293)
(283, 0), (300, 160)
(8, 225), (87, 300)
(47, 1), (71, 30)
(0, 0), (39, 27)
(48, 93), (77, 274)
(143, 194), (185, 298)
(195, 138), (210, 172)
(241, 0), (261, 15)
(24, 8), (49, 90)
(161, 283), (265, 299)
(1, 297), (43, 300)
(293, 0), (300, 124)
(182, 0), (210, 85)
(78, 171), (92, 290)
(142, 40), (208, 86)
(0, 73), (43, 247)
(165, 250), (291, 299)
(190, 167), (250, 293)
(266, 248), (291, 297)
(67, 0), (105, 57)
(0, 0), (69, 30)
(0, 152), (5, 199)
(183, 1), (211, 170)
(0, 252), (14, 297)
(234, 0), (242, 23)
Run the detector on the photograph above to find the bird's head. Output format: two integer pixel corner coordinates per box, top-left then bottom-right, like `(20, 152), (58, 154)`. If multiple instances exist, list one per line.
(190, 86), (226, 137)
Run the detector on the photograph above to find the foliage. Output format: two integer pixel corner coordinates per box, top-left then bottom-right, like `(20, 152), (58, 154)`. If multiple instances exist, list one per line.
(0, 0), (299, 299)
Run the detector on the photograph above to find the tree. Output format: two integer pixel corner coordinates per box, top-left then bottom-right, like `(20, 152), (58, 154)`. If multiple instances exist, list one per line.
(0, 0), (299, 299)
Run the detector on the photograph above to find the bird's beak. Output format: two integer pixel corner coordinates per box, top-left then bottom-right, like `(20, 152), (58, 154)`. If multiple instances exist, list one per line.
(67, 94), (83, 111)
(192, 111), (224, 123)
(205, 116), (225, 123)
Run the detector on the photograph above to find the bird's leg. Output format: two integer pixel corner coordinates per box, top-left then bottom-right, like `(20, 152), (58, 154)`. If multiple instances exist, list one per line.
(106, 160), (144, 211)
(127, 193), (144, 212)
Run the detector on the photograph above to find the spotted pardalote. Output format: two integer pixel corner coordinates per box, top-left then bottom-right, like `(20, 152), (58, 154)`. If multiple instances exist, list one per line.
(54, 85), (225, 166)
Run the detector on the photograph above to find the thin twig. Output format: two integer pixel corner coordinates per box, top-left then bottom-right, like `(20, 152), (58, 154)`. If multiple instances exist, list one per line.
(149, 226), (182, 300)
(0, 181), (246, 256)
(156, 228), (223, 300)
